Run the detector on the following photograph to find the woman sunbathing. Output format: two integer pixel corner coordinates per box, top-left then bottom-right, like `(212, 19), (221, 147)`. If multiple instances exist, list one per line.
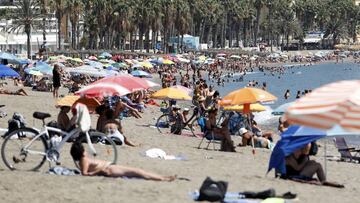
(0, 88), (28, 96)
(70, 142), (176, 181)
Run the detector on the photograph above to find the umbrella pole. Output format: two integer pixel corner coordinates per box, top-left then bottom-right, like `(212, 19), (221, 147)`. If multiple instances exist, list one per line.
(324, 140), (327, 178)
(243, 104), (255, 155)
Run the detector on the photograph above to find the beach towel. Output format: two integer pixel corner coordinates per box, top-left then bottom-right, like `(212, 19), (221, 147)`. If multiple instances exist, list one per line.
(191, 192), (292, 203)
(47, 166), (81, 176)
(144, 148), (187, 160)
(288, 176), (344, 188)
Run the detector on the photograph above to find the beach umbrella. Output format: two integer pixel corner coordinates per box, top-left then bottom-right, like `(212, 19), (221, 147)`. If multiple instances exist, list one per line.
(28, 69), (43, 76)
(76, 83), (131, 98)
(131, 70), (152, 78)
(67, 65), (112, 77)
(0, 52), (17, 60)
(177, 58), (191, 63)
(220, 87), (277, 154)
(99, 52), (112, 58)
(198, 55), (206, 61)
(88, 56), (98, 61)
(139, 61), (153, 69)
(56, 95), (81, 107)
(131, 63), (143, 69)
(224, 103), (267, 112)
(230, 55), (241, 59)
(86, 60), (104, 69)
(217, 56), (226, 61)
(90, 75), (157, 92)
(220, 87), (277, 110)
(217, 53), (226, 57)
(69, 58), (83, 63)
(0, 64), (19, 77)
(33, 62), (53, 75)
(170, 85), (192, 95)
(73, 97), (101, 113)
(162, 59), (175, 65)
(151, 87), (192, 100)
(272, 102), (294, 115)
(285, 80), (360, 132)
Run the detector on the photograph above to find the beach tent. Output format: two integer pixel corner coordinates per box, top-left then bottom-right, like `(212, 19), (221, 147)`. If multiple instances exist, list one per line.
(0, 64), (19, 77)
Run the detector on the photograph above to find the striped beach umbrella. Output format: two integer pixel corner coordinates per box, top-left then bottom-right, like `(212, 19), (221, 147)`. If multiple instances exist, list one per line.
(286, 80), (360, 132)
(76, 83), (131, 98)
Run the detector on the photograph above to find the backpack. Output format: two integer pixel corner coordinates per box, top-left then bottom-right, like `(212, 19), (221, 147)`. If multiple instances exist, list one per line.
(6, 113), (26, 135)
(197, 177), (228, 202)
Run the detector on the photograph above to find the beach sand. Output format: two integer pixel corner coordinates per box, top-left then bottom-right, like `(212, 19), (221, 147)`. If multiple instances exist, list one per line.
(0, 82), (359, 203)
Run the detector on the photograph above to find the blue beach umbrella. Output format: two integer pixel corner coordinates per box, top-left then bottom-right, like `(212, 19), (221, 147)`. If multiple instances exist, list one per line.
(0, 64), (20, 77)
(0, 52), (17, 60)
(33, 62), (53, 75)
(272, 102), (294, 115)
(131, 70), (152, 78)
(99, 52), (112, 58)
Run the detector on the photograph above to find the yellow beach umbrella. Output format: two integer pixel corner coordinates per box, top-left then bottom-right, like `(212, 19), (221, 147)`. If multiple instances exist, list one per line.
(151, 87), (191, 100)
(162, 59), (175, 65)
(71, 58), (83, 63)
(223, 103), (266, 112)
(139, 61), (154, 68)
(198, 55), (206, 61)
(220, 87), (277, 110)
(56, 95), (80, 107)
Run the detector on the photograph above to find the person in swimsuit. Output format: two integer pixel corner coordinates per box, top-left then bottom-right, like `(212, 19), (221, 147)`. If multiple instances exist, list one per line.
(70, 142), (176, 181)
(0, 88), (28, 96)
(285, 143), (326, 182)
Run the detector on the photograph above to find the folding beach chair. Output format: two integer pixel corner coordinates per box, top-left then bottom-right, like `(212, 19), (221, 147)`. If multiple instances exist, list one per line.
(334, 137), (360, 163)
(197, 117), (221, 150)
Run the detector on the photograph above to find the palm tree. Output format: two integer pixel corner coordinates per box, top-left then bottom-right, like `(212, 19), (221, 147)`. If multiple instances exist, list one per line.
(66, 0), (83, 49)
(50, 0), (66, 49)
(8, 0), (44, 59)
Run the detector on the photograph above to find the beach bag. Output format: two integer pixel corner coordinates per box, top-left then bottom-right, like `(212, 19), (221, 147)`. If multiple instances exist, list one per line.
(309, 141), (318, 156)
(197, 177), (228, 202)
(7, 113), (26, 135)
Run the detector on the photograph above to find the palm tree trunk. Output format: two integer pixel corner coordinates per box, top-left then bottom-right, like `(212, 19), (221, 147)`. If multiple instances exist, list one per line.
(254, 6), (261, 46)
(26, 29), (31, 59)
(71, 23), (76, 49)
(139, 28), (144, 52)
(145, 30), (150, 53)
(57, 16), (62, 50)
(212, 24), (218, 48)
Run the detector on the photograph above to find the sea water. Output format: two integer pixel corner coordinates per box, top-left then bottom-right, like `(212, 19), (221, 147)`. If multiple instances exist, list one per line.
(210, 62), (360, 146)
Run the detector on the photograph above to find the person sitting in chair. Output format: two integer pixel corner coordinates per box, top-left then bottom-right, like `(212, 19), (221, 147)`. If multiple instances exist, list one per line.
(205, 107), (235, 152)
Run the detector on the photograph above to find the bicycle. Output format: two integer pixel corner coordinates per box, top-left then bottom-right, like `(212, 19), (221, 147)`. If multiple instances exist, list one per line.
(156, 106), (205, 137)
(1, 110), (117, 171)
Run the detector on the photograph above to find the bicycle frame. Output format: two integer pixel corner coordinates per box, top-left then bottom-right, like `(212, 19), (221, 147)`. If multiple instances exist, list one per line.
(22, 125), (96, 161)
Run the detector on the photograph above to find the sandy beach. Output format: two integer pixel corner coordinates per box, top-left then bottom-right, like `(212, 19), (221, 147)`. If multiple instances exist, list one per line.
(0, 80), (359, 203)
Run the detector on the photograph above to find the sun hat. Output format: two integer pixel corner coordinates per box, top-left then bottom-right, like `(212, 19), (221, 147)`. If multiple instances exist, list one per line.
(239, 128), (248, 135)
(183, 108), (190, 112)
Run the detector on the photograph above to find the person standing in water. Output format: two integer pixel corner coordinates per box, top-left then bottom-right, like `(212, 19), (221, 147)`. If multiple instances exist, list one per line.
(284, 89), (290, 100)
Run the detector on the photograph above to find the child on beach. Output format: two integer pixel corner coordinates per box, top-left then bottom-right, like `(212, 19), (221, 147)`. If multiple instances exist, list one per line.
(70, 142), (176, 181)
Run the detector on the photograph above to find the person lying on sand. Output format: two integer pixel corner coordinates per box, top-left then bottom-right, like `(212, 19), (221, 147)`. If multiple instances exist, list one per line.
(70, 142), (175, 181)
(0, 88), (28, 96)
(239, 128), (272, 149)
(285, 143), (326, 183)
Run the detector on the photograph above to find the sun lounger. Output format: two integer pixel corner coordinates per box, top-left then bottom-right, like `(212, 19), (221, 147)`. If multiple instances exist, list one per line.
(334, 137), (360, 163)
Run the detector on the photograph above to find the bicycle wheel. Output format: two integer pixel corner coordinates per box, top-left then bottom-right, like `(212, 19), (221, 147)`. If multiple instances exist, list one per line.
(190, 118), (204, 138)
(1, 128), (48, 171)
(75, 131), (117, 167)
(156, 114), (170, 133)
